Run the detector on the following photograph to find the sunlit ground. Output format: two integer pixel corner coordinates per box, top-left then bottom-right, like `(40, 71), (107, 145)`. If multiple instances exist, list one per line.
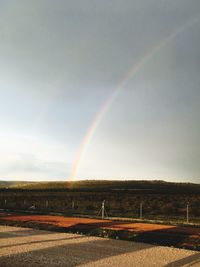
(0, 226), (199, 267)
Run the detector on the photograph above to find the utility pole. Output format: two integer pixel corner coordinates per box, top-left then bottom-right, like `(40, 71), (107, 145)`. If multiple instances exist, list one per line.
(186, 202), (189, 223)
(140, 202), (143, 220)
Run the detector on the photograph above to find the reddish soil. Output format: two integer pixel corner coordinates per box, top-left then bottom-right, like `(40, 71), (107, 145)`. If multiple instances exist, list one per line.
(0, 211), (199, 234)
(0, 212), (200, 250)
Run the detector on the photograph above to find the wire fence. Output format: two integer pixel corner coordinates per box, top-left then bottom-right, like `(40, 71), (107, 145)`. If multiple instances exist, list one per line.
(1, 196), (199, 225)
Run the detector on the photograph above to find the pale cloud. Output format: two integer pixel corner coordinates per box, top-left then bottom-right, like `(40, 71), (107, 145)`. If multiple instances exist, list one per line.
(2, 153), (69, 180)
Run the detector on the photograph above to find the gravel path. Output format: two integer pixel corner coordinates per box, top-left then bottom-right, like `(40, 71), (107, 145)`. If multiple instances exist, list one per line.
(0, 225), (199, 267)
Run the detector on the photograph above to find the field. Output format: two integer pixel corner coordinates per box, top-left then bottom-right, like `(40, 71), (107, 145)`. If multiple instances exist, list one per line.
(0, 180), (199, 251)
(0, 180), (199, 223)
(0, 211), (199, 251)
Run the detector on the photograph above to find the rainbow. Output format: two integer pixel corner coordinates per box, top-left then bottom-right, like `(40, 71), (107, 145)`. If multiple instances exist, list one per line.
(69, 17), (199, 180)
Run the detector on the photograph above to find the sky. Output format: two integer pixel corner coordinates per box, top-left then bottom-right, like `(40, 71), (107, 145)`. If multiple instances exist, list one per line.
(0, 0), (200, 183)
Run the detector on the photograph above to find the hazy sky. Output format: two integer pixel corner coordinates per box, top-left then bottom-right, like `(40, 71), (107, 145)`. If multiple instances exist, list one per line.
(0, 0), (200, 182)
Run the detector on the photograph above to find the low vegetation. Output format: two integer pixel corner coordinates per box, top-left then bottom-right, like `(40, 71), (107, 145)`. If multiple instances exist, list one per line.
(0, 180), (199, 223)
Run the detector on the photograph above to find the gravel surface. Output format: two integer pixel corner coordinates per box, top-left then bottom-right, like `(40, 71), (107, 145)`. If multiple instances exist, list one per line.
(0, 225), (199, 267)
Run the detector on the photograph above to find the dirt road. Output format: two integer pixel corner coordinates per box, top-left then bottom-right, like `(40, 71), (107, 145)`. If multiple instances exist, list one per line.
(0, 225), (199, 267)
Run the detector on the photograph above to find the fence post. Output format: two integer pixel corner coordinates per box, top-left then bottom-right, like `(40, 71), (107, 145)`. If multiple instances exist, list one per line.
(102, 200), (105, 219)
(140, 202), (143, 219)
(186, 202), (189, 223)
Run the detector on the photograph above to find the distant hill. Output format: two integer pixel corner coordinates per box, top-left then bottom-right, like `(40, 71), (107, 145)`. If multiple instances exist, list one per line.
(0, 181), (36, 188)
(0, 180), (199, 194)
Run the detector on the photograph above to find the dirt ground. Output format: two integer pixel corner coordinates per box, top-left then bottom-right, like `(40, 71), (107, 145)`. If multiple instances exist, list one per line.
(0, 225), (200, 267)
(0, 212), (199, 250)
(0, 212), (199, 234)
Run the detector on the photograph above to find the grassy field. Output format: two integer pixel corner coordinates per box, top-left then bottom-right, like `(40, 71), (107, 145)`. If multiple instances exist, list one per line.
(1, 180), (200, 193)
(0, 180), (199, 223)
